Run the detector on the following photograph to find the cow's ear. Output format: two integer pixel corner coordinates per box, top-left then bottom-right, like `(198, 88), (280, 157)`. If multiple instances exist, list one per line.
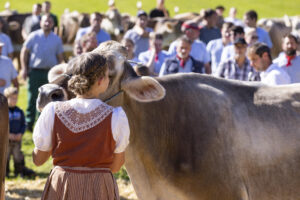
(122, 76), (166, 102)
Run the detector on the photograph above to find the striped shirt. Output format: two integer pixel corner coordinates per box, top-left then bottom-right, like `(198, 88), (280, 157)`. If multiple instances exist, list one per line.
(215, 58), (254, 81)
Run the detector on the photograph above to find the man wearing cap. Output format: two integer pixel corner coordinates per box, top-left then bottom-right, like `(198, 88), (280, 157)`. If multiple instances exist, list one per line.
(248, 42), (291, 85)
(207, 22), (233, 74)
(159, 36), (204, 76)
(273, 34), (300, 83)
(216, 38), (254, 81)
(138, 33), (169, 75)
(168, 21), (211, 73)
(0, 17), (14, 59)
(0, 42), (18, 94)
(20, 14), (64, 131)
(75, 12), (111, 45)
(124, 10), (153, 57)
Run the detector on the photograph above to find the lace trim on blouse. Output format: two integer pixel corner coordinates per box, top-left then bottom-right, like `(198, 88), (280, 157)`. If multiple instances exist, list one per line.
(55, 101), (113, 133)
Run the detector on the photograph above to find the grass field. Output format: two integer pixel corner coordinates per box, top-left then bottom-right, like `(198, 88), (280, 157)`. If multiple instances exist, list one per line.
(5, 0), (300, 19)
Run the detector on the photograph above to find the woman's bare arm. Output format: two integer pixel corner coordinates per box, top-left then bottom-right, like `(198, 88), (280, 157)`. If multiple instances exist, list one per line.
(110, 152), (125, 173)
(32, 148), (51, 166)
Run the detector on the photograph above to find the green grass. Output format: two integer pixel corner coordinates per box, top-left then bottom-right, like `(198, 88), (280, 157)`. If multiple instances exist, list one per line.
(6, 0), (300, 19)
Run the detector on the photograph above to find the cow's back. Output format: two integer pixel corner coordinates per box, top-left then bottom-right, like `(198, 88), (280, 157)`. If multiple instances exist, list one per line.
(124, 73), (300, 200)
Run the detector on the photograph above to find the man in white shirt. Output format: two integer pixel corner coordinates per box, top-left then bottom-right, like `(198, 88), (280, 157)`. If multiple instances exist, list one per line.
(0, 17), (14, 59)
(248, 43), (290, 85)
(273, 34), (300, 83)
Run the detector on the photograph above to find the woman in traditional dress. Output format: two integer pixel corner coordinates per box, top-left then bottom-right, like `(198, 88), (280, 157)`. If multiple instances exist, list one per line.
(32, 52), (130, 200)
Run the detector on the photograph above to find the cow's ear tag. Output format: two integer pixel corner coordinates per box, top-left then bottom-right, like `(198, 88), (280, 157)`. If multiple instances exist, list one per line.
(122, 77), (166, 102)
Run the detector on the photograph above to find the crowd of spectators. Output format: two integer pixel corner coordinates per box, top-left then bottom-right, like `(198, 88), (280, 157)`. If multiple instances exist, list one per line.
(1, 0), (300, 177)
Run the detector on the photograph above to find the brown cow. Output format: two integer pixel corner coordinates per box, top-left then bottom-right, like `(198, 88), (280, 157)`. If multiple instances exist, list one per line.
(37, 41), (300, 200)
(0, 94), (8, 200)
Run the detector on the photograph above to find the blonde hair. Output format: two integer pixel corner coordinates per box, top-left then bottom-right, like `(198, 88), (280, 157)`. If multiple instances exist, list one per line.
(68, 52), (108, 95)
(4, 86), (18, 98)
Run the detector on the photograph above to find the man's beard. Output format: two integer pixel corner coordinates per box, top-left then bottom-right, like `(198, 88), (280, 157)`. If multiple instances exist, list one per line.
(285, 49), (297, 56)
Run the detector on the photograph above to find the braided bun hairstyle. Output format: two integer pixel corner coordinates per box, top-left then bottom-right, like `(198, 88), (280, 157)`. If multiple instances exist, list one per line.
(68, 52), (108, 95)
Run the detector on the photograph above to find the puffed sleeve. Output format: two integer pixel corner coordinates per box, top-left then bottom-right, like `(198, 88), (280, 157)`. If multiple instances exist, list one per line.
(32, 102), (55, 151)
(111, 107), (130, 153)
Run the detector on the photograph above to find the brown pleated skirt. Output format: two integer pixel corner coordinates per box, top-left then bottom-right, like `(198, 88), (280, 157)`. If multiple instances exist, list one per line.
(41, 166), (120, 200)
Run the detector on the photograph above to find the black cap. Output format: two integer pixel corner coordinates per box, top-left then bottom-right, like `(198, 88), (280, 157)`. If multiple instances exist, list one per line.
(137, 10), (148, 18)
(234, 38), (247, 45)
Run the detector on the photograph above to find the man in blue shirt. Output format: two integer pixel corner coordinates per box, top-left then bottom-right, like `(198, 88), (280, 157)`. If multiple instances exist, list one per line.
(139, 33), (169, 75)
(20, 14), (64, 131)
(124, 10), (153, 57)
(75, 12), (111, 45)
(243, 10), (273, 48)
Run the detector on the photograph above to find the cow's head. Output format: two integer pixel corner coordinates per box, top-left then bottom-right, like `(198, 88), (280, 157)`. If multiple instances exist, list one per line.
(36, 41), (165, 111)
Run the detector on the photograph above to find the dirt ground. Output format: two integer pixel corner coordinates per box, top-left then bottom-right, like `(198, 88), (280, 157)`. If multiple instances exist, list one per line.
(5, 178), (137, 200)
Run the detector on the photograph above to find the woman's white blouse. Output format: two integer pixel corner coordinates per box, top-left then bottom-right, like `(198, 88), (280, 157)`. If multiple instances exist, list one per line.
(33, 98), (130, 153)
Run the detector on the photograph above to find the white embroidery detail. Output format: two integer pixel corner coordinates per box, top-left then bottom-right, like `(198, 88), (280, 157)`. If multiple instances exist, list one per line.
(55, 101), (113, 133)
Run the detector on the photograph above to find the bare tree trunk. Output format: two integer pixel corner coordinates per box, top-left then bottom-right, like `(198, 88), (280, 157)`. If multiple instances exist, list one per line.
(0, 94), (9, 200)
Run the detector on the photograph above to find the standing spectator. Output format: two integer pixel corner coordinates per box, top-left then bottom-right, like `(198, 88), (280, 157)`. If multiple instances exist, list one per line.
(32, 53), (129, 199)
(79, 32), (98, 53)
(75, 12), (111, 45)
(273, 34), (300, 83)
(121, 38), (139, 64)
(224, 7), (244, 27)
(215, 5), (225, 29)
(139, 33), (169, 75)
(216, 38), (254, 81)
(245, 27), (259, 46)
(220, 25), (245, 63)
(243, 10), (272, 48)
(159, 36), (204, 76)
(0, 17), (14, 59)
(5, 87), (35, 177)
(20, 14), (64, 132)
(248, 43), (291, 85)
(149, 0), (169, 18)
(0, 42), (18, 94)
(124, 10), (153, 57)
(207, 22), (233, 74)
(42, 1), (58, 34)
(22, 3), (42, 40)
(168, 21), (211, 73)
(198, 9), (221, 45)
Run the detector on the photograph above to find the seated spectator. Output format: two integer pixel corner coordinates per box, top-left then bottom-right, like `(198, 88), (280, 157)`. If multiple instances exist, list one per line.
(198, 9), (221, 45)
(207, 22), (233, 74)
(0, 17), (14, 59)
(220, 25), (245, 62)
(215, 5), (225, 29)
(159, 36), (204, 76)
(5, 87), (35, 178)
(22, 3), (42, 40)
(124, 10), (153, 57)
(168, 21), (211, 73)
(224, 7), (244, 27)
(248, 43), (291, 85)
(245, 27), (259, 46)
(215, 38), (254, 81)
(0, 42), (18, 94)
(273, 34), (300, 83)
(80, 32), (98, 53)
(149, 0), (169, 18)
(243, 10), (272, 48)
(121, 38), (139, 64)
(75, 12), (111, 45)
(42, 1), (58, 34)
(139, 33), (169, 75)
